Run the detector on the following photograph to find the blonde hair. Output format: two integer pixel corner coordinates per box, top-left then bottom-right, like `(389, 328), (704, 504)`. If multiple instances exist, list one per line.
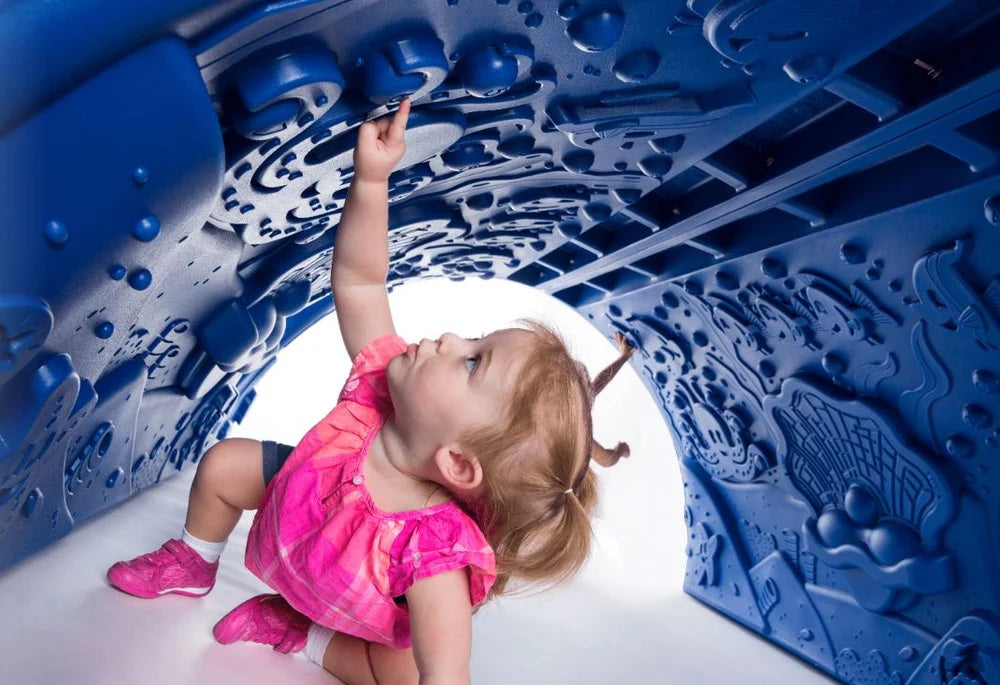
(462, 320), (633, 600)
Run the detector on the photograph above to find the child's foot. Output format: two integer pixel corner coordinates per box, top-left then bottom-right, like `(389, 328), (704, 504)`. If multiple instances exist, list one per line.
(106, 539), (218, 598)
(213, 594), (310, 654)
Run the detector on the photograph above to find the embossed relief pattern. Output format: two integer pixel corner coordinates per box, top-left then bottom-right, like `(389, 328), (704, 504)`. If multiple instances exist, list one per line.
(583, 182), (1000, 682)
(2, 1), (999, 684)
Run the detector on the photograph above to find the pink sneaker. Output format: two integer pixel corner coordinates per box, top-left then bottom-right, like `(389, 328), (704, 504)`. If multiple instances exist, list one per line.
(107, 539), (218, 599)
(213, 594), (310, 654)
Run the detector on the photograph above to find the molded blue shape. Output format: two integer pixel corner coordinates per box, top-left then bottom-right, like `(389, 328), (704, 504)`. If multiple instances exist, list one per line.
(0, 295), (53, 386)
(612, 49), (661, 84)
(566, 7), (625, 53)
(906, 612), (1000, 685)
(457, 37), (534, 98)
(43, 220), (69, 247)
(94, 322), (115, 340)
(359, 32), (449, 105)
(3, 1), (1000, 682)
(223, 37), (345, 140)
(127, 269), (153, 291)
(132, 214), (161, 242)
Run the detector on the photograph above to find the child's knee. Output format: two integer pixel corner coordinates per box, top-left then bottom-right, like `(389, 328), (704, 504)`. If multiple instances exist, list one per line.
(195, 438), (262, 489)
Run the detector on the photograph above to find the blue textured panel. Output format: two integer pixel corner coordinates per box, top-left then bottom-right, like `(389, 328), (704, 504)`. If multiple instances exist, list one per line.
(2, 2), (999, 682)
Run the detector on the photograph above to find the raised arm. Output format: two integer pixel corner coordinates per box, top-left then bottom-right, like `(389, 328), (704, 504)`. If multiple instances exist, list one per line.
(405, 569), (474, 685)
(332, 99), (411, 359)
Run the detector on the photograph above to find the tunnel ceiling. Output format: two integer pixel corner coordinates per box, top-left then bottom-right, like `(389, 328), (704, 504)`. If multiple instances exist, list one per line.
(2, 1), (1000, 683)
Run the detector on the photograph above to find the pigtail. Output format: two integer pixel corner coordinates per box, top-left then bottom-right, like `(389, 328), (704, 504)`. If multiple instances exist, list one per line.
(569, 331), (635, 490)
(591, 332), (635, 396)
(591, 442), (630, 468)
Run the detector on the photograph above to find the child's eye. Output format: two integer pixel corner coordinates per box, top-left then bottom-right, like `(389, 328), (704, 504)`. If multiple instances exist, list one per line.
(465, 356), (479, 373)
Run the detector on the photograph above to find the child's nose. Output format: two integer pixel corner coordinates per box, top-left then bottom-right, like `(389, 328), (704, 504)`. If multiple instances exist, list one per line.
(438, 332), (465, 352)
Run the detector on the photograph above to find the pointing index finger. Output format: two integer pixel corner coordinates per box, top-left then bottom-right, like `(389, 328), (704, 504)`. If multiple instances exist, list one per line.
(389, 98), (411, 141)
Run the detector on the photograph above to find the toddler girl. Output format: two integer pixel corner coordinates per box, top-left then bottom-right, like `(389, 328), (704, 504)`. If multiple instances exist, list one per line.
(107, 99), (635, 685)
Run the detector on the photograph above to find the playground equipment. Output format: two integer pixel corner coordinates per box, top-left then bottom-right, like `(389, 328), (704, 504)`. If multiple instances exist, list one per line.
(2, 1), (999, 682)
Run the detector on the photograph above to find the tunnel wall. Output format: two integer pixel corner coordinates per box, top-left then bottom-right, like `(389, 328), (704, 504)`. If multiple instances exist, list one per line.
(2, 1), (1000, 682)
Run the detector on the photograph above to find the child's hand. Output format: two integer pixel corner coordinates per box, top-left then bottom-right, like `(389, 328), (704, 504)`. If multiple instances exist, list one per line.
(353, 98), (411, 183)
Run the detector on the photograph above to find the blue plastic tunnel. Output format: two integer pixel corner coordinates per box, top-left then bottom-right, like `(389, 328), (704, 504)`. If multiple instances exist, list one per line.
(2, 2), (1000, 683)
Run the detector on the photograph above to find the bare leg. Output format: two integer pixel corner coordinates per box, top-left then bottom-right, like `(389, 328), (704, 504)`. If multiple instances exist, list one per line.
(184, 438), (267, 542)
(369, 643), (419, 685)
(321, 633), (418, 685)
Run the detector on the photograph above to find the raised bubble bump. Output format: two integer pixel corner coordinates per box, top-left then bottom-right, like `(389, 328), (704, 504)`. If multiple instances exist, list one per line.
(843, 484), (879, 526)
(638, 155), (671, 178)
(106, 468), (124, 488)
(839, 242), (865, 264)
(567, 8), (625, 52)
(986, 195), (1000, 224)
(132, 214), (160, 242)
(816, 509), (855, 548)
(21, 489), (43, 518)
(562, 150), (595, 173)
(613, 49), (660, 83)
(557, 1), (580, 19)
(441, 142), (491, 171)
(867, 520), (921, 566)
(581, 201), (611, 222)
(783, 55), (833, 84)
(497, 135), (535, 158)
(945, 434), (973, 458)
(649, 135), (684, 155)
(821, 353), (846, 376)
(962, 403), (992, 429)
(558, 219), (582, 238)
(612, 188), (641, 204)
(973, 369), (1000, 393)
(128, 268), (153, 291)
(760, 257), (787, 278)
(44, 220), (69, 246)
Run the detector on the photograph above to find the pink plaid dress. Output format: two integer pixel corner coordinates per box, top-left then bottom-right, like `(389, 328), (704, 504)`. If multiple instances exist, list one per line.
(245, 335), (497, 649)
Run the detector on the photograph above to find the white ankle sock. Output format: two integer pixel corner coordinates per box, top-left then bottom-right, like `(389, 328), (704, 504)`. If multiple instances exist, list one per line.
(304, 623), (337, 667)
(180, 527), (227, 563)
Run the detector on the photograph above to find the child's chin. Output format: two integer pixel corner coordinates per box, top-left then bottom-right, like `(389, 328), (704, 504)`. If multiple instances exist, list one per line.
(384, 360), (403, 391)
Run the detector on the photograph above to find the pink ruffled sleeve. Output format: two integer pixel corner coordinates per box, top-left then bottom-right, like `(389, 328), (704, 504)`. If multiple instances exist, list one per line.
(338, 335), (408, 408)
(387, 508), (497, 607)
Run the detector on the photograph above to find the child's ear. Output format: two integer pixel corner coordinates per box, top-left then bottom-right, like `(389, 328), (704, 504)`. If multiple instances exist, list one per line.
(433, 445), (483, 493)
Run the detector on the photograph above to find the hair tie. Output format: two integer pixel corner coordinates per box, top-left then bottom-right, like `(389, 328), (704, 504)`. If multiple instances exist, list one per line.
(563, 488), (573, 495)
